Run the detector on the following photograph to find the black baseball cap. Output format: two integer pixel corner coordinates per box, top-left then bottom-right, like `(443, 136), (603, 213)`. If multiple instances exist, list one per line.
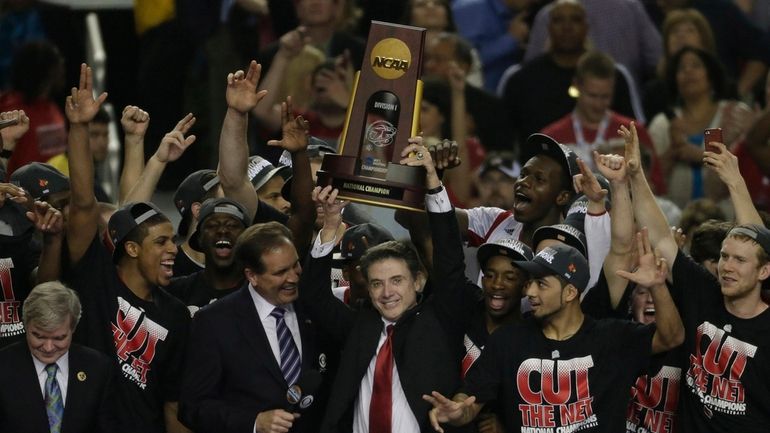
(514, 244), (590, 292)
(174, 169), (220, 236)
(521, 134), (579, 180)
(333, 223), (394, 265)
(728, 224), (770, 256)
(477, 237), (534, 268)
(108, 202), (166, 262)
(10, 162), (69, 199)
(532, 224), (587, 258)
(0, 200), (34, 238)
(189, 198), (250, 251)
(247, 155), (291, 191)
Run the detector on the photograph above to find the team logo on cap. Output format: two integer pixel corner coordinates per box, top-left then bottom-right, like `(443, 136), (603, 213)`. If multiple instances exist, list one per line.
(38, 179), (48, 187)
(568, 263), (576, 273)
(539, 248), (556, 264)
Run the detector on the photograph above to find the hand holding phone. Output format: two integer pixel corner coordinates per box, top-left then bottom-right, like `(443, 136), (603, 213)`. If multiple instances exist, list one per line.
(704, 128), (723, 154)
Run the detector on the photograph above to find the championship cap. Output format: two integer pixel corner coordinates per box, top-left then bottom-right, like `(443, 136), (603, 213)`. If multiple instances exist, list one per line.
(173, 169), (220, 236)
(521, 134), (579, 179)
(728, 224), (770, 256)
(247, 155), (291, 191)
(477, 237), (534, 268)
(478, 152), (520, 180)
(514, 244), (590, 292)
(532, 224), (588, 258)
(108, 202), (165, 261)
(333, 223), (394, 264)
(10, 162), (69, 200)
(189, 198), (250, 251)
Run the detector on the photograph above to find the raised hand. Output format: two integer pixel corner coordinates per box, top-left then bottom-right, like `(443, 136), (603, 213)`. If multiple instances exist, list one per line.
(594, 151), (626, 183)
(616, 227), (668, 288)
(278, 26), (310, 59)
(312, 185), (349, 229)
(671, 226), (686, 249)
(65, 63), (108, 124)
(703, 141), (741, 187)
(267, 96), (309, 153)
(422, 391), (477, 433)
(0, 110), (30, 148)
(427, 138), (461, 171)
(573, 158), (607, 202)
(26, 200), (63, 235)
(447, 61), (467, 93)
(619, 122), (641, 174)
(0, 182), (27, 208)
(226, 60), (268, 114)
(155, 113), (196, 163)
(121, 105), (150, 137)
(314, 66), (351, 109)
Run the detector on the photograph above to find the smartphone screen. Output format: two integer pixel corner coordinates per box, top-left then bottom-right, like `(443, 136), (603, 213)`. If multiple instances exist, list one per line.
(704, 128), (723, 153)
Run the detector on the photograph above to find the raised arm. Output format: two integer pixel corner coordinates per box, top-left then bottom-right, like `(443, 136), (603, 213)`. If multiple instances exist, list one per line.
(704, 141), (763, 225)
(118, 106), (150, 202)
(28, 200), (64, 283)
(0, 110), (29, 172)
(251, 27), (308, 132)
(266, 97), (316, 256)
(622, 122), (678, 271)
(121, 113), (196, 204)
(617, 229), (685, 354)
(65, 63), (108, 264)
(218, 60), (267, 221)
(594, 152), (635, 309)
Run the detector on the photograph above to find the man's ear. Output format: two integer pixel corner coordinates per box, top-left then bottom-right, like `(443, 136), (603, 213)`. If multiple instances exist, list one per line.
(415, 272), (427, 293)
(244, 267), (259, 287)
(563, 283), (580, 303)
(125, 241), (140, 259)
(758, 262), (770, 282)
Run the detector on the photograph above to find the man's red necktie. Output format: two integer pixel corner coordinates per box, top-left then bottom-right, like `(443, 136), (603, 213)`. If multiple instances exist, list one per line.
(369, 324), (394, 433)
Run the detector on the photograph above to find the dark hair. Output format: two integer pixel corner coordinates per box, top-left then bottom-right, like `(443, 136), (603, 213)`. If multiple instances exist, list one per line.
(92, 107), (111, 125)
(420, 78), (452, 139)
(665, 46), (728, 104)
(434, 32), (474, 67)
(401, 0), (456, 32)
(235, 221), (294, 274)
(690, 220), (733, 264)
(359, 240), (424, 282)
(575, 51), (615, 83)
(679, 198), (726, 237)
(10, 40), (64, 102)
(116, 213), (172, 263)
(311, 59), (337, 86)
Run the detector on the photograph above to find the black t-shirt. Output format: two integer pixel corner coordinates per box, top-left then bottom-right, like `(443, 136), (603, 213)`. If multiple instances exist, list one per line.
(464, 316), (654, 433)
(672, 250), (770, 433)
(63, 237), (190, 433)
(582, 271), (683, 433)
(171, 246), (204, 278)
(0, 231), (35, 348)
(167, 270), (242, 317)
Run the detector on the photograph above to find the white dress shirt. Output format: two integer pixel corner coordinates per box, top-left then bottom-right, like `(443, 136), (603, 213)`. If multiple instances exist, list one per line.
(32, 352), (69, 405)
(247, 284), (303, 367)
(353, 319), (420, 433)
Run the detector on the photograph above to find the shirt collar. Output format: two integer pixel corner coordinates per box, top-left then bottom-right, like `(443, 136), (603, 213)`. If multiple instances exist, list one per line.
(32, 351), (70, 379)
(247, 283), (295, 321)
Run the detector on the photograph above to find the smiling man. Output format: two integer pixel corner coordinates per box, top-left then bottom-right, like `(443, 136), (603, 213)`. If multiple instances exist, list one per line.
(180, 221), (332, 433)
(166, 198), (251, 316)
(0, 281), (118, 433)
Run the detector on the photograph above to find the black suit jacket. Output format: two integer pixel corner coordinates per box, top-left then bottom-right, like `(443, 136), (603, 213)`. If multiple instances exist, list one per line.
(299, 209), (476, 432)
(179, 285), (332, 433)
(0, 342), (118, 433)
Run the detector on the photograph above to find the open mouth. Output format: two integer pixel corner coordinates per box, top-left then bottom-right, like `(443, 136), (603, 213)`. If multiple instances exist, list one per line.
(214, 239), (233, 257)
(161, 260), (174, 278)
(643, 307), (655, 317)
(514, 191), (532, 212)
(486, 293), (510, 310)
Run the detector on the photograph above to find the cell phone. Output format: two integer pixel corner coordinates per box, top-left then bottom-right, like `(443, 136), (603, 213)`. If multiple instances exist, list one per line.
(704, 128), (723, 153)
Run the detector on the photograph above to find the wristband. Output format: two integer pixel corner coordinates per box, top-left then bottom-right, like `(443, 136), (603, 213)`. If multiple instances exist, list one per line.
(426, 183), (444, 195)
(0, 149), (11, 158)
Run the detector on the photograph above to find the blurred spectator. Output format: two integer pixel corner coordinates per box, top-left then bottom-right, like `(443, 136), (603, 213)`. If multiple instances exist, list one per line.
(689, 219), (733, 275)
(0, 0), (46, 90)
(470, 152), (519, 209)
(736, 0), (770, 31)
(678, 198), (727, 246)
(499, 0), (642, 149)
(0, 40), (66, 176)
(525, 0), (662, 91)
(643, 8), (718, 121)
(247, 155), (292, 215)
(648, 47), (752, 209)
(655, 0), (770, 101)
(541, 51), (664, 193)
(452, 0), (533, 92)
(734, 71), (770, 211)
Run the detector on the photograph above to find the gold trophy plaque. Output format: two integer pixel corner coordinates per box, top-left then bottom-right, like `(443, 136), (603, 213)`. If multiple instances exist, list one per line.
(316, 21), (426, 211)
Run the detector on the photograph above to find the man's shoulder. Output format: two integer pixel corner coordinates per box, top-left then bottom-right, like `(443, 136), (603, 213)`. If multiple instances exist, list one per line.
(70, 343), (114, 369)
(541, 113), (573, 139)
(193, 285), (247, 318)
(0, 340), (28, 362)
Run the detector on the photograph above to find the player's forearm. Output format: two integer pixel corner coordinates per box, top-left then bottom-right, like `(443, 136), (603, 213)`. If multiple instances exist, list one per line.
(628, 169), (677, 265)
(649, 281), (684, 353)
(119, 134), (145, 202)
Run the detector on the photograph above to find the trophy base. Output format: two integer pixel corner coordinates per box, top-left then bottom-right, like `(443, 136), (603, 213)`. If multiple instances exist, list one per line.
(317, 155), (426, 211)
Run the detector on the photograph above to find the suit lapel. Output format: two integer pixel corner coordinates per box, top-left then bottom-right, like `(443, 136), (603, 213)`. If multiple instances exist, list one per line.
(358, 313), (384, 372)
(233, 285), (286, 386)
(17, 345), (56, 432)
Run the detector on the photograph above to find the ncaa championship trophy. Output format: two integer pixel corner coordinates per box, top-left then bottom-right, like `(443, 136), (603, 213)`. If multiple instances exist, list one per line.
(316, 21), (427, 211)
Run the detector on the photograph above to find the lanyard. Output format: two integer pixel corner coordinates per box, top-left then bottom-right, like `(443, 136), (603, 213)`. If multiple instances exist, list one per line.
(572, 111), (610, 152)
